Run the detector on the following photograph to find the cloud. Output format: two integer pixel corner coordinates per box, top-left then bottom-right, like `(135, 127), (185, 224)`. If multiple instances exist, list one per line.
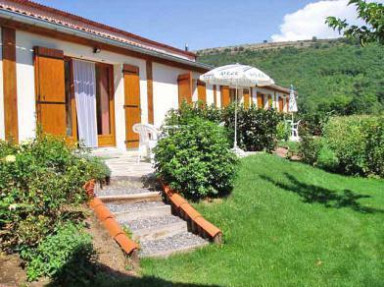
(271, 0), (366, 42)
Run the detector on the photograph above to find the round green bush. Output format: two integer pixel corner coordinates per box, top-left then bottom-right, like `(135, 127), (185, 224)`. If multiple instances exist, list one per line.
(154, 117), (239, 200)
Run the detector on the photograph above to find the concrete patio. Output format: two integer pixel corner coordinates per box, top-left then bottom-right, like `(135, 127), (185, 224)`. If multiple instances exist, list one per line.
(92, 148), (155, 179)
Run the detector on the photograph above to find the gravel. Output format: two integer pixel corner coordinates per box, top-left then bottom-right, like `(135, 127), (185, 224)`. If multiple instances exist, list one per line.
(105, 201), (165, 213)
(96, 185), (155, 197)
(119, 215), (184, 231)
(139, 231), (209, 257)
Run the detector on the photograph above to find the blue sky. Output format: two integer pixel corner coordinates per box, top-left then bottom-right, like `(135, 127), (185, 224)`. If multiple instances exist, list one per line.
(35, 0), (363, 50)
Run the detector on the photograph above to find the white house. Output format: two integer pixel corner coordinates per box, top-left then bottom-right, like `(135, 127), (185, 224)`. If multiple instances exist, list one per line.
(0, 0), (291, 151)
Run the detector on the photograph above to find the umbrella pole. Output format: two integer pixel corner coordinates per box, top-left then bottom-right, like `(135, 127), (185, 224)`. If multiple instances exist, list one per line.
(234, 83), (238, 149)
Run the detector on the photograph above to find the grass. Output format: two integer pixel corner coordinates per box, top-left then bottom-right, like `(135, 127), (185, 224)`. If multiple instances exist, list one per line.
(138, 154), (383, 287)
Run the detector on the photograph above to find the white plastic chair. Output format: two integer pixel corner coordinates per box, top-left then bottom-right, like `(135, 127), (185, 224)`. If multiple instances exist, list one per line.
(290, 120), (301, 141)
(132, 123), (160, 163)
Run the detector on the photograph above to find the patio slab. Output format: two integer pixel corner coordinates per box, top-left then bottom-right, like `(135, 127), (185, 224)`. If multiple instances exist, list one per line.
(92, 148), (155, 179)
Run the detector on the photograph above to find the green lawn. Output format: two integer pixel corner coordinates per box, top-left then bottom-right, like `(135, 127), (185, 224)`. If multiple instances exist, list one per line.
(137, 154), (383, 287)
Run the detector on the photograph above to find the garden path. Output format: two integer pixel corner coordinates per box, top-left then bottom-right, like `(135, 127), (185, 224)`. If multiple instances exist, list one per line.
(92, 148), (154, 179)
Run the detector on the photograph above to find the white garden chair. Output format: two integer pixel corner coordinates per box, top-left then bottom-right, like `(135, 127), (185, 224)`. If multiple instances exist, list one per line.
(132, 123), (160, 163)
(290, 120), (301, 141)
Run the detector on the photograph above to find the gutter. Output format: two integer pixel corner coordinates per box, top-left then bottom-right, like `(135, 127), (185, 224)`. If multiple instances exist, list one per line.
(0, 9), (212, 71)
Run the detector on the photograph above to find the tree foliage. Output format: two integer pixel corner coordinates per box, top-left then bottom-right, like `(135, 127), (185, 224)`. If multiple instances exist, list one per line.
(326, 0), (384, 45)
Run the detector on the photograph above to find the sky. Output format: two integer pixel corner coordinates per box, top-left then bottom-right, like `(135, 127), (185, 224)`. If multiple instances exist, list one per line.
(34, 0), (374, 50)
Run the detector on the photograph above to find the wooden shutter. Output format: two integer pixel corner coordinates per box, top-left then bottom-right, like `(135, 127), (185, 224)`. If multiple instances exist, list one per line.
(257, 93), (264, 109)
(243, 89), (250, 109)
(177, 72), (192, 106)
(286, 97), (290, 113)
(278, 97), (284, 112)
(34, 46), (66, 136)
(2, 27), (18, 142)
(221, 86), (230, 107)
(213, 85), (217, 107)
(197, 80), (207, 103)
(123, 64), (141, 148)
(146, 61), (154, 124)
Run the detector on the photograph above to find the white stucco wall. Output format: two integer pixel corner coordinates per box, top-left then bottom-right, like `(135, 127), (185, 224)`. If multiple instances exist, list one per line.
(0, 28), (4, 140)
(206, 84), (215, 106)
(252, 87), (257, 105)
(216, 86), (221, 108)
(15, 30), (150, 150)
(152, 62), (189, 127)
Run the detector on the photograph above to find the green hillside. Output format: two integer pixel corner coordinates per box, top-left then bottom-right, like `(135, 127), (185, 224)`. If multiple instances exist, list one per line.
(197, 39), (384, 115)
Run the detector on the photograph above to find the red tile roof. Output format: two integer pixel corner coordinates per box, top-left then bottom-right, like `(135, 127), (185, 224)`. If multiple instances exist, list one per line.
(0, 0), (196, 61)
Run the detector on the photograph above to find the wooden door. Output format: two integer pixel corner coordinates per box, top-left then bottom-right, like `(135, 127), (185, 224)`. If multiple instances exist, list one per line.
(197, 80), (207, 104)
(177, 72), (192, 106)
(123, 64), (141, 148)
(221, 86), (230, 107)
(34, 47), (66, 137)
(243, 89), (250, 109)
(257, 93), (264, 109)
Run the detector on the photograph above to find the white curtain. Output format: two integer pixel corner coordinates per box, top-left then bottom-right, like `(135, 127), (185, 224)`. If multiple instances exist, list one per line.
(73, 60), (98, 148)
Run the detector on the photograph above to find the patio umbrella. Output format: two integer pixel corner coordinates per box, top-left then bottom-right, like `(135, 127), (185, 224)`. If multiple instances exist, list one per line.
(288, 84), (300, 141)
(288, 84), (298, 121)
(200, 64), (275, 156)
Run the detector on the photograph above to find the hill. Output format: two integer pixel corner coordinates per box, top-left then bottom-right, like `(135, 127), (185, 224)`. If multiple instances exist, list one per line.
(197, 39), (384, 115)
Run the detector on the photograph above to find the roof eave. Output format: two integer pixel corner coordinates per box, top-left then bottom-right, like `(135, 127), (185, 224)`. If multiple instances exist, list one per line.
(0, 9), (212, 72)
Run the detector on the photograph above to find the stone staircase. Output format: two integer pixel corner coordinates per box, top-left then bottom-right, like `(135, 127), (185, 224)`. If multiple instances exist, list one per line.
(96, 178), (209, 258)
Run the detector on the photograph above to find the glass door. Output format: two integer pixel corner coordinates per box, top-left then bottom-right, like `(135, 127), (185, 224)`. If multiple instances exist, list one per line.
(96, 63), (115, 147)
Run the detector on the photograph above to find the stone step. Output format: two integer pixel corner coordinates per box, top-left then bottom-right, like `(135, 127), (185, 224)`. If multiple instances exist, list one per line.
(114, 205), (171, 221)
(97, 186), (154, 197)
(98, 192), (162, 204)
(119, 215), (187, 241)
(139, 231), (209, 258)
(105, 201), (165, 214)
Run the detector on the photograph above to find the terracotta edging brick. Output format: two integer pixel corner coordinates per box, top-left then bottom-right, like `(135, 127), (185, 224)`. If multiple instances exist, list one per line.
(83, 180), (139, 259)
(161, 182), (223, 244)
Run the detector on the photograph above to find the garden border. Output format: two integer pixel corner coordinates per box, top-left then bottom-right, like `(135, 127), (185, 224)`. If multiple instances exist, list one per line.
(83, 180), (139, 263)
(161, 182), (223, 244)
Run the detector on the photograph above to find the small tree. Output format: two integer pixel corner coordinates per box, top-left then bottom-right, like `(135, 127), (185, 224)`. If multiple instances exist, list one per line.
(326, 0), (384, 45)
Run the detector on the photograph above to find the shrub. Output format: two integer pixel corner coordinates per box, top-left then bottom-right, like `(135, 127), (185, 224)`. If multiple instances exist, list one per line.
(21, 222), (97, 283)
(166, 101), (222, 126)
(299, 134), (324, 165)
(223, 105), (280, 152)
(322, 116), (369, 175)
(155, 117), (239, 199)
(276, 121), (290, 141)
(316, 144), (339, 171)
(299, 115), (384, 177)
(365, 119), (384, 177)
(166, 103), (280, 152)
(0, 134), (110, 253)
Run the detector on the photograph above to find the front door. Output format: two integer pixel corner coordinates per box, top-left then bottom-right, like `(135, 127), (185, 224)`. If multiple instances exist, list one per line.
(123, 64), (141, 148)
